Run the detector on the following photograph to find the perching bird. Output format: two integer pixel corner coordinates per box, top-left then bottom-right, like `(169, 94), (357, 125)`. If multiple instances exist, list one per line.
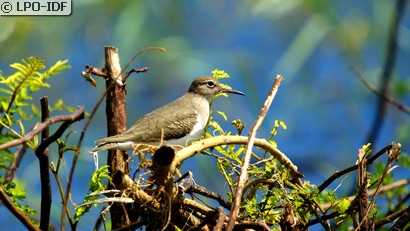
(90, 76), (244, 152)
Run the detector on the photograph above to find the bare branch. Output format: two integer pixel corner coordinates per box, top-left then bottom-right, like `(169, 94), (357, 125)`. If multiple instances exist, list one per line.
(354, 143), (401, 231)
(388, 206), (410, 231)
(123, 67), (149, 83)
(175, 135), (303, 182)
(227, 75), (283, 230)
(5, 144), (27, 183)
(356, 148), (370, 230)
(319, 178), (410, 212)
(318, 143), (394, 193)
(375, 206), (409, 229)
(353, 67), (410, 115)
(35, 96), (52, 231)
(84, 65), (108, 78)
(0, 106), (85, 150)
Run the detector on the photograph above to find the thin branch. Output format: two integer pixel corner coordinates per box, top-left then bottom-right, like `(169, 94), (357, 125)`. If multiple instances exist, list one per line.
(227, 75), (283, 230)
(62, 57), (118, 230)
(365, 0), (406, 145)
(356, 148), (370, 230)
(0, 186), (40, 231)
(389, 206), (410, 231)
(85, 64), (108, 78)
(353, 67), (410, 115)
(119, 47), (165, 83)
(123, 67), (149, 83)
(318, 144), (393, 193)
(0, 107), (85, 150)
(4, 144), (27, 183)
(175, 135), (303, 183)
(354, 143), (401, 231)
(319, 178), (410, 212)
(187, 184), (231, 210)
(307, 180), (409, 228)
(375, 206), (408, 229)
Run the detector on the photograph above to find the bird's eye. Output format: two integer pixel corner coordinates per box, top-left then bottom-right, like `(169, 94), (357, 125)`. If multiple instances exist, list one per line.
(206, 81), (216, 88)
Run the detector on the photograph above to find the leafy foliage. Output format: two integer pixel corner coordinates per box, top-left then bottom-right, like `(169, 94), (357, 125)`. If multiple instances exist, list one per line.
(0, 57), (71, 119)
(200, 70), (409, 230)
(0, 179), (38, 223)
(0, 57), (72, 225)
(75, 165), (111, 221)
(0, 57), (71, 150)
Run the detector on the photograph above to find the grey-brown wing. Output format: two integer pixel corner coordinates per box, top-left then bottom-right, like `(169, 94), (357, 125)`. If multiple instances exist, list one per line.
(95, 108), (198, 144)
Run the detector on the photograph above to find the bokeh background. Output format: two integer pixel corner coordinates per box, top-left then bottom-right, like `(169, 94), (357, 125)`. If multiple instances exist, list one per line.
(1, 0), (409, 229)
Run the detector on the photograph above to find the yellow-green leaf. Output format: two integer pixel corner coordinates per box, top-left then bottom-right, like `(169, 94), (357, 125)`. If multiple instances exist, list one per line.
(216, 111), (228, 121)
(212, 69), (230, 79)
(17, 120), (25, 136)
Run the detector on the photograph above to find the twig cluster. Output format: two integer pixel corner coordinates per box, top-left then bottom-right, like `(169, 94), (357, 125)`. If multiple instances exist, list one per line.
(0, 100), (85, 231)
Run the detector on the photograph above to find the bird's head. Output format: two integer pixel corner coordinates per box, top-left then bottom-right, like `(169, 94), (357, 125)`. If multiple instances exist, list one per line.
(188, 76), (244, 101)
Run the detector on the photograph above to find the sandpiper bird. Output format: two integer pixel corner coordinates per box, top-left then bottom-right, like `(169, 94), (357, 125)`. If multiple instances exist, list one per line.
(90, 76), (244, 152)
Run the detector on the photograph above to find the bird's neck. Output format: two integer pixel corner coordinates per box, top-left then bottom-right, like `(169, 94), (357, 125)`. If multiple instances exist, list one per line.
(184, 92), (210, 123)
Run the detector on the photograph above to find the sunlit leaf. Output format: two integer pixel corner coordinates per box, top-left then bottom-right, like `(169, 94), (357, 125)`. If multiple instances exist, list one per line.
(336, 198), (351, 213)
(216, 111), (228, 121)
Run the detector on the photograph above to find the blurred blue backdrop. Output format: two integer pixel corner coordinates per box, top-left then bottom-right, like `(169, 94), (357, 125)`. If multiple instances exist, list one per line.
(0, 0), (409, 229)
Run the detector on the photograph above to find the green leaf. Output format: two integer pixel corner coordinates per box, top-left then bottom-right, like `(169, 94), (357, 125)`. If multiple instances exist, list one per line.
(17, 120), (25, 136)
(44, 59), (71, 78)
(52, 99), (64, 111)
(278, 120), (287, 130)
(362, 143), (372, 156)
(89, 165), (111, 192)
(335, 198), (351, 213)
(269, 139), (278, 148)
(398, 152), (410, 168)
(216, 111), (228, 121)
(30, 104), (41, 117)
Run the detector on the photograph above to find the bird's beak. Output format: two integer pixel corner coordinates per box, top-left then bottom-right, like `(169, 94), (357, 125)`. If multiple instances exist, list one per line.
(220, 87), (245, 96)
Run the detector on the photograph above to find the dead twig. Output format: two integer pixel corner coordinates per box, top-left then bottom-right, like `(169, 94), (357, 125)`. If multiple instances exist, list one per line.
(5, 144), (28, 183)
(375, 206), (409, 229)
(356, 148), (371, 230)
(389, 206), (410, 231)
(226, 75), (283, 230)
(318, 143), (394, 193)
(354, 143), (401, 231)
(353, 67), (410, 115)
(123, 67), (149, 82)
(0, 106), (85, 150)
(84, 65), (108, 78)
(319, 178), (410, 212)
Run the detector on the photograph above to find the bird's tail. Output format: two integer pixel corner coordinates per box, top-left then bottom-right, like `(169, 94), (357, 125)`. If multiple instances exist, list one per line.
(89, 141), (134, 153)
